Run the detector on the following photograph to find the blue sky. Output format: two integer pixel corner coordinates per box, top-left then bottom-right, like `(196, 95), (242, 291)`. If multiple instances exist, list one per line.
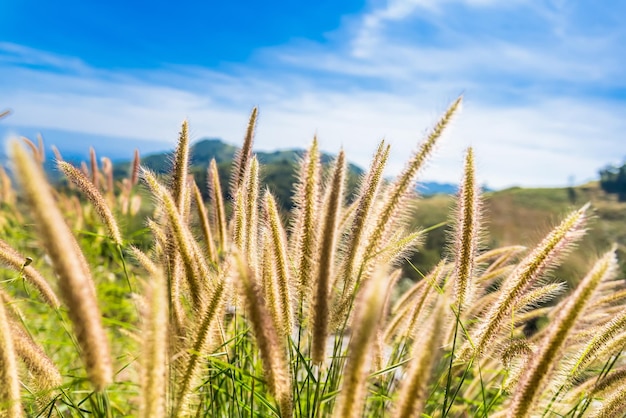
(1, 0), (625, 188)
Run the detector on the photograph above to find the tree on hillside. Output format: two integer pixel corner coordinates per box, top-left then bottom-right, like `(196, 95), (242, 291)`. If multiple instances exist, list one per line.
(599, 162), (626, 201)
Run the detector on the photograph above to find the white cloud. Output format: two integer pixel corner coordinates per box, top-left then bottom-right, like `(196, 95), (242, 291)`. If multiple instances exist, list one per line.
(1, 0), (625, 189)
(0, 42), (92, 74)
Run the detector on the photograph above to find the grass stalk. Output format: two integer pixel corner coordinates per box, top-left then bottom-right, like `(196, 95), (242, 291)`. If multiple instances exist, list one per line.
(311, 150), (345, 364)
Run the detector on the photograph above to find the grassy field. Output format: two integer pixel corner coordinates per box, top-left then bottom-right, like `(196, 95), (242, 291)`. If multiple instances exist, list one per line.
(1, 101), (626, 417)
(408, 183), (626, 283)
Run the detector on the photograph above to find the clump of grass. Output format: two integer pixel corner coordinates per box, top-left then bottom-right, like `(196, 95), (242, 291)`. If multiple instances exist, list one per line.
(10, 141), (112, 392)
(2, 97), (626, 417)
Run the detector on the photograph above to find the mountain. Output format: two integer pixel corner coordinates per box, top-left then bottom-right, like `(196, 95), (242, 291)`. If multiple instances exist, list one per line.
(131, 138), (363, 174)
(117, 138), (364, 208)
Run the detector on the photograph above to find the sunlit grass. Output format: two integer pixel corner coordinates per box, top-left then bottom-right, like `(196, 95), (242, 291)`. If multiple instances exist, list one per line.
(0, 101), (625, 417)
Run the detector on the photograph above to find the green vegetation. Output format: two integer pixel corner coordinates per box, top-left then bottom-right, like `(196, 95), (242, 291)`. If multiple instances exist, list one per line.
(599, 162), (626, 201)
(1, 103), (626, 417)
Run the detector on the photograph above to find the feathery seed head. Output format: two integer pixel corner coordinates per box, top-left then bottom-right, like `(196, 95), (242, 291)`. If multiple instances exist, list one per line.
(208, 159), (228, 250)
(231, 107), (258, 195)
(0, 239), (60, 308)
(292, 138), (321, 305)
(361, 97), (462, 285)
(263, 191), (294, 337)
(171, 120), (190, 213)
(138, 265), (169, 418)
(51, 145), (63, 163)
(468, 203), (589, 359)
(243, 156), (260, 267)
(260, 228), (282, 335)
(89, 146), (98, 186)
(36, 134), (45, 163)
(100, 157), (114, 195)
(58, 161), (123, 246)
(452, 147), (481, 311)
(589, 385), (626, 418)
(192, 179), (217, 263)
(0, 165), (16, 206)
(311, 150), (345, 363)
(333, 140), (390, 308)
(21, 136), (42, 164)
(9, 317), (62, 390)
(510, 248), (618, 417)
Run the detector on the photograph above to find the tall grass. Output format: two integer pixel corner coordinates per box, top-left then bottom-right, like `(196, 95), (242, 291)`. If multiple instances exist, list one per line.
(0, 101), (625, 417)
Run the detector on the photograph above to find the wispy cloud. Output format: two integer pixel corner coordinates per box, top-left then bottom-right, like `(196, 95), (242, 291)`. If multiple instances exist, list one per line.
(1, 1), (625, 188)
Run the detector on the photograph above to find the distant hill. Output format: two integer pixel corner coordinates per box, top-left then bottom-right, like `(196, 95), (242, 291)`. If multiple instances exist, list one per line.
(116, 138), (364, 208)
(129, 138), (364, 174)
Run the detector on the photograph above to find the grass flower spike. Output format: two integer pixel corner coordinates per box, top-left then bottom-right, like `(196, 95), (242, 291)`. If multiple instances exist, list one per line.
(58, 161), (123, 246)
(467, 203), (589, 358)
(311, 150), (345, 363)
(452, 147), (481, 311)
(510, 248), (618, 417)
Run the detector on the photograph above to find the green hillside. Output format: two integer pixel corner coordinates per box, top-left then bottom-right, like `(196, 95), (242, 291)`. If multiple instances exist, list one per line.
(407, 182), (626, 283)
(115, 138), (363, 208)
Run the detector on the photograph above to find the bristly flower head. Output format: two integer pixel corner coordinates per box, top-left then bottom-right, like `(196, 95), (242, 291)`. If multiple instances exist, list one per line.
(452, 147), (481, 311)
